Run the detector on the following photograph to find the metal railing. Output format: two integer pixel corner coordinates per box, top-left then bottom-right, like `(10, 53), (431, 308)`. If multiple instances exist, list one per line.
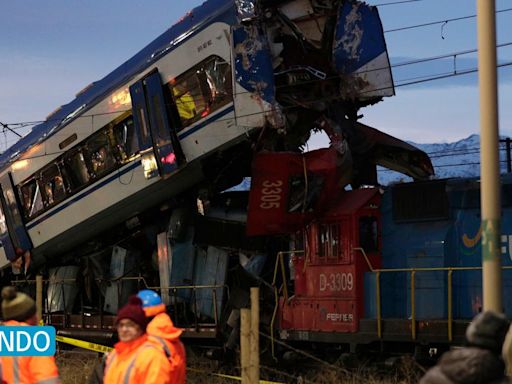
(353, 247), (512, 341)
(270, 247), (512, 347)
(270, 250), (304, 360)
(11, 275), (227, 333)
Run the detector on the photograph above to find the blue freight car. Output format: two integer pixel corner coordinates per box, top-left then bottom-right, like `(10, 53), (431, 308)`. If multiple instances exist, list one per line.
(366, 175), (512, 322)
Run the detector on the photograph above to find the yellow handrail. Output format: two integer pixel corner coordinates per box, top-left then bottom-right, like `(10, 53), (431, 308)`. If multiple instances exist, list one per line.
(448, 270), (453, 342)
(369, 265), (512, 341)
(269, 250), (304, 361)
(352, 247), (375, 272)
(411, 271), (416, 340)
(376, 271), (382, 339)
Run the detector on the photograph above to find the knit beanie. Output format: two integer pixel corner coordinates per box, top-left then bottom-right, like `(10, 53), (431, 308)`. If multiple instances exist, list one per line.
(115, 295), (147, 331)
(466, 311), (510, 353)
(1, 286), (36, 321)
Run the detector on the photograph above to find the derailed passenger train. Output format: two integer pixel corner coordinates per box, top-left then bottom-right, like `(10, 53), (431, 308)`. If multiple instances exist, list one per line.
(0, 0), (430, 268)
(0, 0), (449, 353)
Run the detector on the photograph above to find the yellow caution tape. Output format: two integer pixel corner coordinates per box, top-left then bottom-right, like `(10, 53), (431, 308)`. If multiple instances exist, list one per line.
(187, 367), (283, 384)
(56, 335), (113, 354)
(55, 335), (283, 384)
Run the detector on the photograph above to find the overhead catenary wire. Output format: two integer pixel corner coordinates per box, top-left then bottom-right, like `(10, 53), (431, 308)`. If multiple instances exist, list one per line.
(2, 38), (511, 136)
(4, 56), (512, 136)
(1, 60), (511, 161)
(2, 3), (512, 134)
(373, 0), (424, 6)
(384, 7), (512, 33)
(379, 159), (511, 172)
(0, 121), (22, 138)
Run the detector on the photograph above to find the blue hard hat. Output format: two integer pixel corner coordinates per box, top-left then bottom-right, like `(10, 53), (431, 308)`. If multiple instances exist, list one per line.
(137, 289), (162, 308)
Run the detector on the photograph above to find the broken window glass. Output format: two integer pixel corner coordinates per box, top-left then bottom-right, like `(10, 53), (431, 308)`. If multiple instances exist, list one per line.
(85, 131), (116, 178)
(0, 205), (7, 236)
(287, 173), (324, 213)
(19, 179), (44, 219)
(40, 164), (66, 207)
(17, 114), (137, 219)
(203, 58), (232, 107)
(111, 115), (139, 162)
(172, 74), (204, 126)
(169, 56), (233, 128)
(62, 148), (90, 192)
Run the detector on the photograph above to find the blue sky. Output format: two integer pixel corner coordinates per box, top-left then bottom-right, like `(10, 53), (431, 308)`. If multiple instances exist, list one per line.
(0, 0), (511, 152)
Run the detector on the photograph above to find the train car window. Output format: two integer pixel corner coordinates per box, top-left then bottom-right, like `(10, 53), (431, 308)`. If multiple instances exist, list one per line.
(20, 179), (44, 219)
(18, 115), (138, 219)
(318, 223), (341, 259)
(85, 131), (116, 178)
(112, 116), (139, 162)
(0, 205), (7, 236)
(172, 75), (204, 126)
(4, 187), (23, 228)
(151, 95), (167, 141)
(137, 108), (150, 144)
(170, 56), (232, 129)
(40, 164), (66, 207)
(359, 216), (378, 252)
(62, 149), (90, 191)
(204, 58), (232, 103)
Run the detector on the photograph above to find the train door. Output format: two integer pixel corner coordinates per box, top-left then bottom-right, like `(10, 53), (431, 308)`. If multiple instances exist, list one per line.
(0, 173), (32, 261)
(130, 71), (180, 177)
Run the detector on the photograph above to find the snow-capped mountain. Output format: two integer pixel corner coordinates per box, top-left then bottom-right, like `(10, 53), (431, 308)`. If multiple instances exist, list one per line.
(228, 134), (511, 190)
(379, 134), (511, 185)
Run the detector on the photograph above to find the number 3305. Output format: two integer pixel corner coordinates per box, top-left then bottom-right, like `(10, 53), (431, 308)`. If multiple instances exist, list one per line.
(260, 180), (283, 209)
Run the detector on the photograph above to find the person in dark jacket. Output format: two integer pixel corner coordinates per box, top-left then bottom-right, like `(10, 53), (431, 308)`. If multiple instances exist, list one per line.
(420, 311), (511, 384)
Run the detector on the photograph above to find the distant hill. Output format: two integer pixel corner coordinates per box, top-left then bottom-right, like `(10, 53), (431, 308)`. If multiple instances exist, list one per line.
(379, 134), (511, 185)
(228, 134), (511, 191)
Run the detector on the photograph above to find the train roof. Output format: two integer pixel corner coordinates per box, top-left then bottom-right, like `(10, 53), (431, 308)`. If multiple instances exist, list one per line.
(0, 0), (234, 170)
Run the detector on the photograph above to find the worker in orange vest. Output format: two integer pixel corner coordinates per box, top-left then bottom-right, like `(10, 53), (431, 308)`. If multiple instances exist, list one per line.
(137, 290), (186, 384)
(0, 286), (59, 384)
(103, 296), (171, 384)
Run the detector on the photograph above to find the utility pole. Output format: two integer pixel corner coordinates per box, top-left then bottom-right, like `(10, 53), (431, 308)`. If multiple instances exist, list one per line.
(477, 0), (502, 312)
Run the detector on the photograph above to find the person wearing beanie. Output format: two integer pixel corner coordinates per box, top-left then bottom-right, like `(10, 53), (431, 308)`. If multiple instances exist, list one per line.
(137, 289), (186, 384)
(0, 286), (60, 384)
(103, 295), (171, 384)
(420, 311), (512, 384)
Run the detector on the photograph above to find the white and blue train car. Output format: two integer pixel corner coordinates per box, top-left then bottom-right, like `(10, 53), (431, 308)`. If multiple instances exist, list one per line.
(0, 0), (395, 271)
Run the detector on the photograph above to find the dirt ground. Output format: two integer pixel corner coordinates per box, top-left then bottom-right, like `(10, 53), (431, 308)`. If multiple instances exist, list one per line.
(56, 350), (424, 384)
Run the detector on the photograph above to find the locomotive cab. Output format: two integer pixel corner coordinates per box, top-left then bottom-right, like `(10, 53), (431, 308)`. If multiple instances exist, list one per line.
(279, 187), (381, 337)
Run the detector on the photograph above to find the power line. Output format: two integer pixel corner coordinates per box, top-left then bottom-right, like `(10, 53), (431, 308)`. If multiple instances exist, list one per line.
(395, 60), (512, 88)
(0, 121), (22, 138)
(384, 7), (512, 33)
(436, 160), (509, 169)
(2, 6), (512, 135)
(2, 39), (512, 133)
(373, 0), (424, 6)
(380, 159), (509, 172)
(272, 41), (512, 93)
(1, 60), (511, 160)
(392, 42), (512, 68)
